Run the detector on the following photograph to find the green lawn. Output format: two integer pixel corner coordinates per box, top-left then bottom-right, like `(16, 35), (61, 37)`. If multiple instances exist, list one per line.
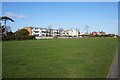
(2, 38), (118, 78)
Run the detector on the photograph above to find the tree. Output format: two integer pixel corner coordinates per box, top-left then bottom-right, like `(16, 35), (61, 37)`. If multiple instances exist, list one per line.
(84, 25), (89, 35)
(59, 28), (64, 37)
(6, 26), (12, 32)
(15, 29), (29, 36)
(1, 25), (5, 32)
(76, 29), (80, 36)
(0, 16), (14, 28)
(48, 25), (53, 36)
(0, 16), (14, 22)
(0, 16), (14, 34)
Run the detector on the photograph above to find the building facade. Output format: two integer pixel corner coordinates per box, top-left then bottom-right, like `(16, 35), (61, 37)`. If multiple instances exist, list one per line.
(90, 31), (106, 36)
(24, 27), (79, 37)
(66, 29), (79, 37)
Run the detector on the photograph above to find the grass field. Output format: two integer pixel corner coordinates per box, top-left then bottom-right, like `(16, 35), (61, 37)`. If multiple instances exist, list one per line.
(2, 38), (118, 78)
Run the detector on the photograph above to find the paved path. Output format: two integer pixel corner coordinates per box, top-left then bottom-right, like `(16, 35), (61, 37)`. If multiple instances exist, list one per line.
(107, 49), (118, 78)
(107, 44), (119, 78)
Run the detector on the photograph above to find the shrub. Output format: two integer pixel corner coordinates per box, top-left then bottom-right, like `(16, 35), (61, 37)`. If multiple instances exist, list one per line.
(2, 35), (35, 41)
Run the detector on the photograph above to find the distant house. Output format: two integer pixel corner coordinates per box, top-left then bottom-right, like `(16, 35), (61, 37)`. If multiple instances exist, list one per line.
(91, 32), (97, 36)
(99, 31), (106, 35)
(91, 31), (106, 36)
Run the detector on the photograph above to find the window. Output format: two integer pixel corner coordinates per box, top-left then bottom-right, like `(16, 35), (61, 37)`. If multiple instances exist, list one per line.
(34, 31), (39, 33)
(34, 34), (39, 37)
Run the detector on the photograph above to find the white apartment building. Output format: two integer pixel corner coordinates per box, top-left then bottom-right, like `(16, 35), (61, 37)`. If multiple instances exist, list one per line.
(66, 29), (79, 37)
(25, 27), (79, 37)
(32, 27), (60, 37)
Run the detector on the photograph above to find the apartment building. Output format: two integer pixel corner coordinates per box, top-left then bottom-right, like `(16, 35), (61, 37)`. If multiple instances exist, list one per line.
(24, 27), (79, 37)
(31, 27), (60, 37)
(32, 27), (47, 36)
(66, 29), (79, 37)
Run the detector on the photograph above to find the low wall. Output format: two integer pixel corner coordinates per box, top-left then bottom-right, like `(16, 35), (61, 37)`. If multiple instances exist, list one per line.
(35, 37), (53, 39)
(35, 36), (81, 39)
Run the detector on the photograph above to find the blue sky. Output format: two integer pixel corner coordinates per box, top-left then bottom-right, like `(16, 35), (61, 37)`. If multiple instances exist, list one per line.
(2, 2), (118, 34)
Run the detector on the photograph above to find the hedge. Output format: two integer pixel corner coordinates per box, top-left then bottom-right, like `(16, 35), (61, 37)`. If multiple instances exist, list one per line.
(2, 35), (35, 41)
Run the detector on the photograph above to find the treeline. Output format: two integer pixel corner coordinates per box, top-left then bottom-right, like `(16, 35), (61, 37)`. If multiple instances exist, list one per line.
(80, 34), (118, 38)
(2, 29), (35, 41)
(89, 34), (117, 37)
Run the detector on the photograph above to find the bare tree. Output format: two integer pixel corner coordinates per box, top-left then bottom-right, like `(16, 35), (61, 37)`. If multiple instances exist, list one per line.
(59, 28), (64, 37)
(76, 28), (80, 36)
(47, 25), (53, 36)
(84, 25), (89, 35)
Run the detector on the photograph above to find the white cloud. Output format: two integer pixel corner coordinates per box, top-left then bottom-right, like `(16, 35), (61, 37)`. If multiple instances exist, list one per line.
(17, 15), (27, 19)
(5, 12), (27, 19)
